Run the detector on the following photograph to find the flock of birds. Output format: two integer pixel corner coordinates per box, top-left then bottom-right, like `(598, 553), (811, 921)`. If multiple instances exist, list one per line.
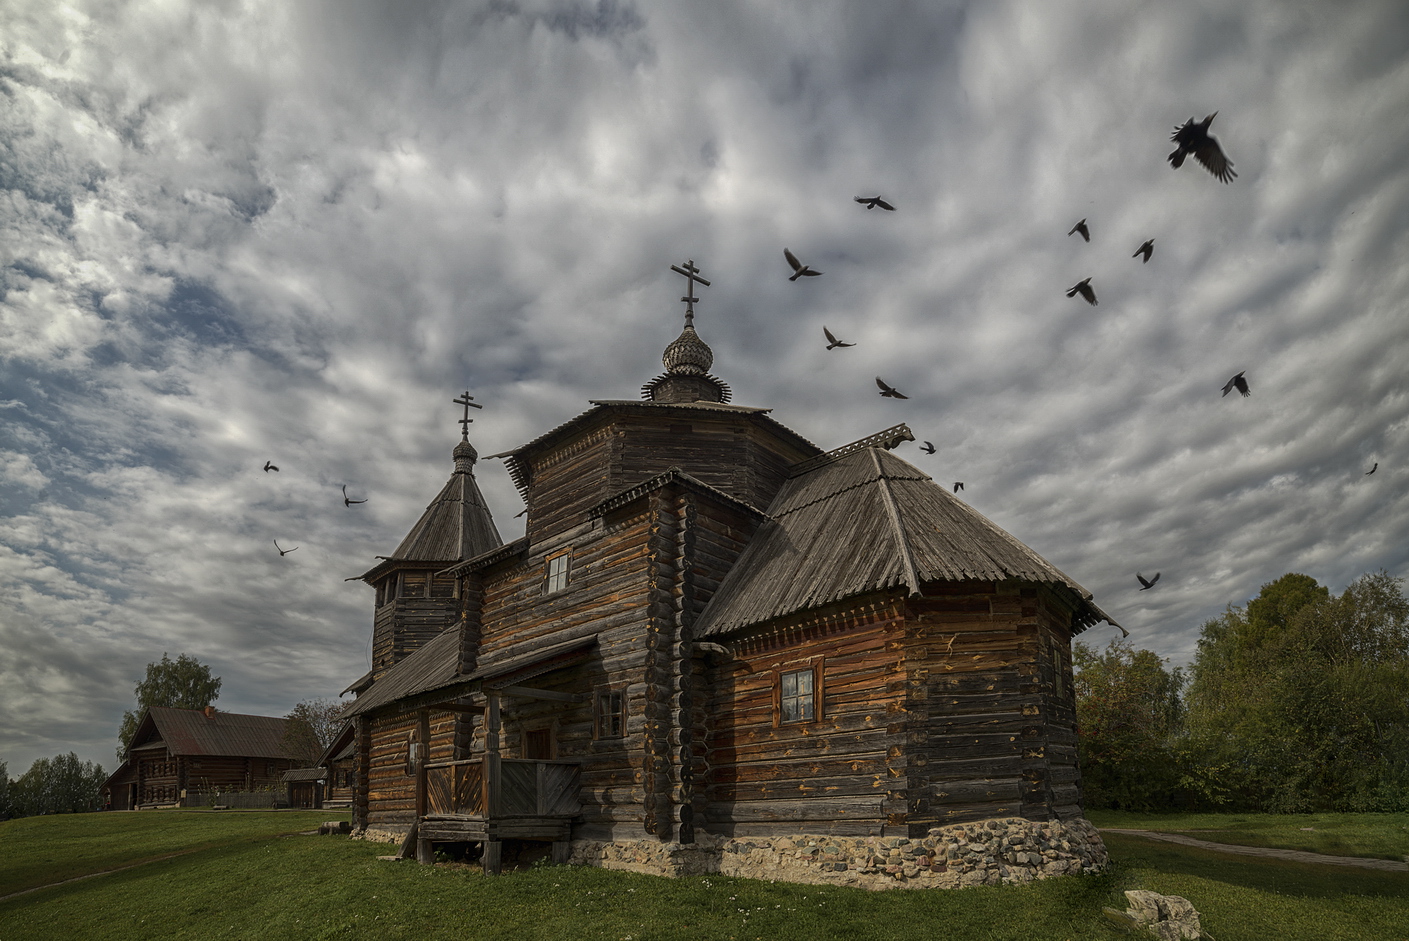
(256, 114), (1381, 590)
(783, 114), (1377, 594)
(262, 461), (368, 557)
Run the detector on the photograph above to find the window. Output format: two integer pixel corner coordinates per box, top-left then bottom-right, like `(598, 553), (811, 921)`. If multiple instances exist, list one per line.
(594, 690), (625, 740)
(779, 668), (817, 724)
(545, 552), (570, 593)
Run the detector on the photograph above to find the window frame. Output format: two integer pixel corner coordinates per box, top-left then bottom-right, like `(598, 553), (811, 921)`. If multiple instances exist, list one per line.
(774, 661), (823, 727)
(593, 689), (626, 741)
(544, 550), (571, 594)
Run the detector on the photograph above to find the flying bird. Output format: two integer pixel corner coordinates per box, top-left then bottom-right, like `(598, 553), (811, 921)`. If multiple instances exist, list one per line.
(953, 482), (964, 493)
(1221, 371), (1250, 398)
(274, 540), (298, 557)
(342, 484), (367, 506)
(1169, 113), (1237, 183)
(875, 377), (908, 399)
(854, 196), (895, 211)
(1133, 239), (1155, 263)
(1066, 278), (1097, 306)
(919, 441), (936, 454)
(823, 326), (854, 349)
(1366, 463), (1377, 476)
(1068, 218), (1090, 242)
(1136, 572), (1160, 591)
(784, 248), (822, 281)
(263, 461), (278, 473)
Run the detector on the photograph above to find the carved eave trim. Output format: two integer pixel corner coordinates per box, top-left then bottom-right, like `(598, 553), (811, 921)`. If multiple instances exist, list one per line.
(588, 466), (769, 521)
(437, 536), (531, 579)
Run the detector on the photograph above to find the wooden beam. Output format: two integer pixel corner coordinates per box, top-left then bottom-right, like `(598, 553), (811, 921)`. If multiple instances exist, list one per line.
(494, 685), (584, 703)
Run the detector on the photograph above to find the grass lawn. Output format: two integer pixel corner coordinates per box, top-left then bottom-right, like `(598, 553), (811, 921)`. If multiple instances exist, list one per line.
(0, 809), (345, 897)
(0, 812), (1405, 941)
(1087, 809), (1409, 861)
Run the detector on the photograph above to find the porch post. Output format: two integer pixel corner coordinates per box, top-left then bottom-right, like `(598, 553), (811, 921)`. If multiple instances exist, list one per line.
(484, 691), (502, 875)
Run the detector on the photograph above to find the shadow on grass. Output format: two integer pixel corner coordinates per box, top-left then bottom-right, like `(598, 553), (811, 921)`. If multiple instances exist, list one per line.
(1103, 833), (1409, 899)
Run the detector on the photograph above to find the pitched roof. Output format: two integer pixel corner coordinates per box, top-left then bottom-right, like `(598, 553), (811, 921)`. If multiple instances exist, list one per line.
(131, 707), (290, 760)
(342, 628), (597, 717)
(358, 440), (502, 581)
(695, 447), (1116, 637)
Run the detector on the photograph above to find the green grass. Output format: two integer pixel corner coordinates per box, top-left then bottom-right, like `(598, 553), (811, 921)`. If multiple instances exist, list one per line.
(0, 813), (1406, 941)
(0, 809), (345, 897)
(1087, 809), (1409, 861)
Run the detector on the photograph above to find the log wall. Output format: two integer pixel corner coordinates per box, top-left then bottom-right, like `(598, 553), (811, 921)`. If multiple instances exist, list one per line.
(704, 594), (908, 838)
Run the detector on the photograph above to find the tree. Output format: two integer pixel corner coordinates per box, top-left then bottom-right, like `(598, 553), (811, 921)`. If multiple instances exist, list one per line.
(10, 753), (106, 816)
(1184, 571), (1409, 812)
(0, 760), (12, 820)
(117, 653), (222, 760)
(280, 699), (345, 767)
(1073, 638), (1186, 810)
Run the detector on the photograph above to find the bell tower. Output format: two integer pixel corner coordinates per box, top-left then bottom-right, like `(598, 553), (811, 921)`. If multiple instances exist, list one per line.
(358, 392), (502, 679)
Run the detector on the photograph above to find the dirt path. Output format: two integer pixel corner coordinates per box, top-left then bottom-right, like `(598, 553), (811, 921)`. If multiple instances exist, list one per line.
(1101, 828), (1409, 872)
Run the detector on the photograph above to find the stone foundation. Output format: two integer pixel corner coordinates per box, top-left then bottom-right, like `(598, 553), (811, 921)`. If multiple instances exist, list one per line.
(569, 817), (1109, 890)
(353, 826), (407, 845)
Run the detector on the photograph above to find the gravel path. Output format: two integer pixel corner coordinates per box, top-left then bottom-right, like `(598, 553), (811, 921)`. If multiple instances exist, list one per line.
(1101, 828), (1409, 872)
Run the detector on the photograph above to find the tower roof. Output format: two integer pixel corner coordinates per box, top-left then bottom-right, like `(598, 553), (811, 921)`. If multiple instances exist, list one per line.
(358, 437), (502, 581)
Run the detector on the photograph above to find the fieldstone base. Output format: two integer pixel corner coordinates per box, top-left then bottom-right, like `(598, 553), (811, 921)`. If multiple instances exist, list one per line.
(353, 826), (407, 845)
(569, 817), (1109, 890)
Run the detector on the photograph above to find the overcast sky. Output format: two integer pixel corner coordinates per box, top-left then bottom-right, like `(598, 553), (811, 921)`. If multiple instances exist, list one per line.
(3, 0), (1408, 777)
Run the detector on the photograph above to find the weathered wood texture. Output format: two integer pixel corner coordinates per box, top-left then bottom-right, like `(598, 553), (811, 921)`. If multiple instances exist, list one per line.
(902, 582), (1083, 833)
(705, 596), (907, 837)
(132, 754), (291, 806)
(372, 582), (460, 679)
(524, 411), (811, 545)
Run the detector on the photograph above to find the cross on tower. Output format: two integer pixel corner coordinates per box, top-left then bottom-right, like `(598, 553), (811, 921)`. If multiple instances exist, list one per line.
(453, 390), (482, 439)
(669, 259), (711, 326)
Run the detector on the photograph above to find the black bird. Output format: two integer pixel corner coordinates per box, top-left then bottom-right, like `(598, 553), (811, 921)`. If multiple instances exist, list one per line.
(953, 482), (964, 493)
(342, 484), (367, 506)
(854, 195), (895, 211)
(1169, 113), (1237, 183)
(1366, 463), (1378, 476)
(919, 441), (936, 455)
(823, 326), (854, 349)
(263, 461), (278, 473)
(1068, 218), (1090, 242)
(1137, 572), (1160, 591)
(1134, 239), (1155, 263)
(784, 248), (822, 281)
(274, 540), (298, 557)
(1221, 371), (1250, 398)
(875, 377), (908, 399)
(1067, 278), (1097, 305)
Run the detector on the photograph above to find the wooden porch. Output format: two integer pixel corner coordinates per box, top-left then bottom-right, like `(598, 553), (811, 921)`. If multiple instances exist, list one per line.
(412, 755), (582, 873)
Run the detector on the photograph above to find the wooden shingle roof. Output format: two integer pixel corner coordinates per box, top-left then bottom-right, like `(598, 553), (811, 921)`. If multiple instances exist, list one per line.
(130, 707), (290, 760)
(358, 440), (502, 581)
(341, 629), (597, 718)
(695, 447), (1116, 637)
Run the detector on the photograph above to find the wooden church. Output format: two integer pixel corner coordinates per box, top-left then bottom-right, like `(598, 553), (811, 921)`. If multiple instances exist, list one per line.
(340, 275), (1116, 873)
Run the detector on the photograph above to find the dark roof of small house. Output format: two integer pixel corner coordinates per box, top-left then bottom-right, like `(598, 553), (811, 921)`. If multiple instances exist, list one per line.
(358, 440), (502, 581)
(282, 767), (327, 783)
(695, 447), (1116, 638)
(130, 707), (290, 760)
(342, 629), (597, 718)
(102, 759), (137, 790)
(487, 400), (821, 498)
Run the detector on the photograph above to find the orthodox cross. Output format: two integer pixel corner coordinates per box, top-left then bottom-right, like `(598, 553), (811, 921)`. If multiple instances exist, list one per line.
(453, 390), (482, 439)
(669, 259), (710, 326)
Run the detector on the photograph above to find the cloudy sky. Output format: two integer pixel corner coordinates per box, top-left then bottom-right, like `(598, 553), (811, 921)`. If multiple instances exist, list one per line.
(3, 0), (1408, 776)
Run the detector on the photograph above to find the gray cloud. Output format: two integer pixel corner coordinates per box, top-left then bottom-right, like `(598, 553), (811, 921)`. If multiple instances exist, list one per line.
(2, 0), (1408, 773)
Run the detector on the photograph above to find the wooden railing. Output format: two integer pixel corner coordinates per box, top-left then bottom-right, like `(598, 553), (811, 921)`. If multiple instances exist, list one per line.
(423, 758), (580, 818)
(425, 759), (486, 816)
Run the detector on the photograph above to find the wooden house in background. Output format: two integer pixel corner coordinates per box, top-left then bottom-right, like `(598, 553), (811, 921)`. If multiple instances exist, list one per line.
(115, 705), (294, 808)
(340, 307), (1116, 869)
